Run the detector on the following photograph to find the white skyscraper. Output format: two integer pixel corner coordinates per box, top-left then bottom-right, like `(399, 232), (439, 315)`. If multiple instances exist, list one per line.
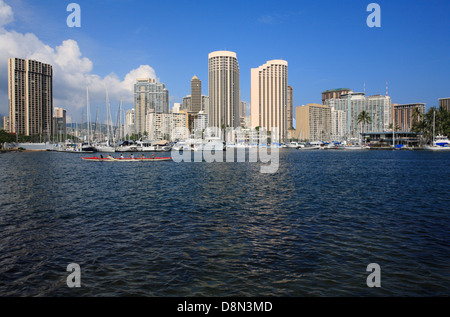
(250, 60), (288, 141)
(208, 51), (240, 132)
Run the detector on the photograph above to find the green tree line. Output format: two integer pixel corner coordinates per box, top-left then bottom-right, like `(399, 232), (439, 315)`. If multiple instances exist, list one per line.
(412, 107), (450, 142)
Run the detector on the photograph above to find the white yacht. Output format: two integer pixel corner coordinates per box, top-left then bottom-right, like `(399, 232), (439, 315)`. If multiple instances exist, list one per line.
(116, 140), (138, 152)
(298, 141), (322, 150)
(172, 141), (192, 151)
(152, 140), (172, 152)
(286, 142), (299, 148)
(434, 135), (450, 147)
(95, 142), (116, 153)
(136, 141), (155, 152)
(423, 111), (450, 151)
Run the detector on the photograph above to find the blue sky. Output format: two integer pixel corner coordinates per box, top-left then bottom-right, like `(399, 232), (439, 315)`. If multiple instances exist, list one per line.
(1, 0), (449, 121)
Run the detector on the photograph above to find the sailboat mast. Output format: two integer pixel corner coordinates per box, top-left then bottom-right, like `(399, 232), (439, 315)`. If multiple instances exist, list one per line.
(119, 98), (123, 141)
(105, 87), (110, 144)
(433, 109), (436, 145)
(86, 85), (91, 144)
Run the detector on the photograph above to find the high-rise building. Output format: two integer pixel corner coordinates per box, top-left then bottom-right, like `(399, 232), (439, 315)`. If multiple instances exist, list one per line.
(250, 59), (288, 141)
(8, 58), (53, 136)
(53, 107), (67, 137)
(201, 95), (209, 114)
(2, 116), (10, 132)
(194, 111), (209, 132)
(134, 78), (169, 135)
(191, 76), (202, 113)
(182, 95), (191, 111)
(295, 104), (331, 141)
(325, 92), (392, 140)
(125, 108), (135, 137)
(208, 51), (240, 130)
(322, 88), (352, 105)
(330, 107), (347, 141)
(146, 110), (188, 141)
(287, 86), (294, 129)
(439, 98), (450, 112)
(394, 103), (426, 132)
(172, 103), (182, 114)
(240, 101), (247, 117)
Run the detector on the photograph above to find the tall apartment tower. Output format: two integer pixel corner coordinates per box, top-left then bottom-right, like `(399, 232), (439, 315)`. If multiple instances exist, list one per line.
(191, 75), (202, 113)
(208, 51), (240, 129)
(8, 58), (53, 136)
(53, 107), (67, 136)
(250, 59), (288, 141)
(439, 98), (450, 112)
(287, 86), (294, 129)
(322, 88), (352, 104)
(134, 78), (169, 135)
(295, 104), (332, 142)
(394, 103), (426, 132)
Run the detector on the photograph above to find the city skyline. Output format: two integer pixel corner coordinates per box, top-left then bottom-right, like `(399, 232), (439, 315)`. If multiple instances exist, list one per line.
(0, 0), (449, 124)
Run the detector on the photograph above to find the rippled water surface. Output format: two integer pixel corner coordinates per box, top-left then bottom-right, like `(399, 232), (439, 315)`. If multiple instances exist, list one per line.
(0, 150), (449, 296)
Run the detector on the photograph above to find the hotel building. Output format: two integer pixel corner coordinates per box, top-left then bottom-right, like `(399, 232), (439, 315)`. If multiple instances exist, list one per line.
(2, 116), (10, 132)
(324, 92), (392, 140)
(182, 95), (209, 113)
(146, 110), (188, 141)
(53, 107), (67, 137)
(8, 58), (53, 136)
(295, 104), (331, 141)
(250, 59), (288, 141)
(330, 107), (347, 141)
(125, 108), (135, 137)
(439, 98), (450, 112)
(191, 76), (202, 113)
(287, 86), (294, 129)
(134, 78), (169, 135)
(393, 103), (426, 132)
(322, 88), (352, 105)
(208, 51), (240, 131)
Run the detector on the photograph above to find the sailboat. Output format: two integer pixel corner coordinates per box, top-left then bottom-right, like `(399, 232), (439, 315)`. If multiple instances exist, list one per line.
(81, 85), (96, 152)
(423, 110), (450, 151)
(95, 88), (116, 153)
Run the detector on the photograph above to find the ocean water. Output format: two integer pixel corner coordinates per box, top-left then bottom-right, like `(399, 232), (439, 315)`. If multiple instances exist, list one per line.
(0, 150), (449, 297)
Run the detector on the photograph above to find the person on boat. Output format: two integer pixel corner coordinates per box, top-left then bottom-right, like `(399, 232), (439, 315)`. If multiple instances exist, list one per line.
(141, 154), (145, 160)
(100, 155), (104, 159)
(130, 153), (134, 159)
(151, 154), (155, 159)
(107, 155), (114, 159)
(120, 154), (124, 159)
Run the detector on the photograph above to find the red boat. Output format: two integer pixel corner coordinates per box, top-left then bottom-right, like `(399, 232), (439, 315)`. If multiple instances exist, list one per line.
(82, 156), (172, 162)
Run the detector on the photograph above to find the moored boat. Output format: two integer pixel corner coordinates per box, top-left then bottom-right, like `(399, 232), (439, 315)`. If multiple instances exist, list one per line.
(82, 156), (172, 162)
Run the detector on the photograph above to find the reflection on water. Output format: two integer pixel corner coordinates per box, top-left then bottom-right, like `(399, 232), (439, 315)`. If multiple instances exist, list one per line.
(0, 150), (449, 296)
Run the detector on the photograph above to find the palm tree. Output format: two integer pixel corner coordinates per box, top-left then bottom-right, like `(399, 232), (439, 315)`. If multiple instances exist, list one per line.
(411, 106), (423, 126)
(357, 111), (372, 143)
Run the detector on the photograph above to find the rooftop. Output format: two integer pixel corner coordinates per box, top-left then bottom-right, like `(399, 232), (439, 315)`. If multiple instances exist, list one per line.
(322, 88), (352, 93)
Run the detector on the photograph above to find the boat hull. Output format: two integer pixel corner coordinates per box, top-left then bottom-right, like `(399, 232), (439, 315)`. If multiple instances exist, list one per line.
(423, 146), (450, 151)
(82, 157), (172, 162)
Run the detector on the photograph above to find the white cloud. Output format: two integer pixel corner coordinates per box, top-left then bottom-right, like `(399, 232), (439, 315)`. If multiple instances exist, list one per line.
(0, 0), (156, 120)
(0, 0), (13, 27)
